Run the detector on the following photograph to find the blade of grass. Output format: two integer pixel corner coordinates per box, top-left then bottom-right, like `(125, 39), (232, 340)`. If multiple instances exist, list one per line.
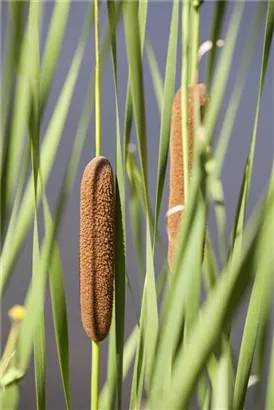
(212, 348), (233, 410)
(215, 3), (266, 172)
(113, 162), (126, 410)
(18, 198), (63, 374)
(40, 0), (71, 111)
(153, 0), (179, 249)
(126, 151), (160, 242)
(206, 1), (227, 90)
(128, 173), (145, 288)
(145, 38), (164, 114)
(233, 177), (274, 409)
(203, 233), (218, 293)
(207, 158), (227, 265)
(202, 389), (211, 410)
(100, 326), (139, 409)
(1, 2), (26, 230)
(266, 332), (274, 410)
(43, 197), (70, 410)
(107, 3), (127, 408)
(32, 220), (46, 410)
(27, 3), (46, 409)
(1, 1), (26, 141)
(123, 1), (149, 220)
(123, 0), (147, 164)
(124, 5), (159, 403)
(129, 293), (146, 410)
(144, 216), (159, 391)
(3, 19), (32, 213)
(204, 2), (245, 147)
(0, 384), (19, 410)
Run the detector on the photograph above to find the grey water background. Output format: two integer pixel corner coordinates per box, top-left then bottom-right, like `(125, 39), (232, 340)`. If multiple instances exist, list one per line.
(1, 2), (273, 409)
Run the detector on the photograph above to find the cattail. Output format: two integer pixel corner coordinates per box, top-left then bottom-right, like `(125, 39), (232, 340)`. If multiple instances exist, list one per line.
(80, 156), (115, 342)
(167, 83), (208, 267)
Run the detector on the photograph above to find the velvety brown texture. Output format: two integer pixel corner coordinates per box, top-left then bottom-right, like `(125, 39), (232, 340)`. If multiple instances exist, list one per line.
(79, 156), (115, 342)
(168, 83), (208, 267)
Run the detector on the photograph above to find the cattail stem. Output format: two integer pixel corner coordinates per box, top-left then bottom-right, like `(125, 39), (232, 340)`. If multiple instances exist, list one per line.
(94, 0), (101, 157)
(91, 341), (100, 410)
(92, 2), (100, 409)
(190, 0), (202, 84)
(181, 1), (190, 205)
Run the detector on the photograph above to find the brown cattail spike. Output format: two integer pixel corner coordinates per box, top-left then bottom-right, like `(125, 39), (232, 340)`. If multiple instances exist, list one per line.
(168, 83), (208, 267)
(80, 156), (115, 342)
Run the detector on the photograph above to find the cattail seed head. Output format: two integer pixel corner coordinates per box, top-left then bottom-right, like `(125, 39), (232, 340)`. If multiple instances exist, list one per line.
(168, 83), (208, 267)
(80, 156), (115, 342)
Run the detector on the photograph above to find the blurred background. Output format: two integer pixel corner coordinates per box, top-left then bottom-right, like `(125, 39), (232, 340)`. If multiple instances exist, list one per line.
(1, 2), (273, 409)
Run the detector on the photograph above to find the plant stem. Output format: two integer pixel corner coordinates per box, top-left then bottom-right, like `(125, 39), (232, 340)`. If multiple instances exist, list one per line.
(0, 323), (19, 375)
(94, 0), (101, 157)
(91, 340), (100, 410)
(190, 0), (201, 84)
(181, 1), (190, 205)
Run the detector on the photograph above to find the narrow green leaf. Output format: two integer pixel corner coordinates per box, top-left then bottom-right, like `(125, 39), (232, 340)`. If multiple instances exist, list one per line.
(28, 3), (46, 409)
(202, 389), (211, 410)
(100, 326), (139, 409)
(212, 351), (233, 410)
(129, 295), (146, 410)
(32, 220), (46, 410)
(107, 3), (126, 408)
(1, 1), (26, 142)
(3, 20), (32, 212)
(266, 332), (274, 410)
(128, 192), (158, 408)
(44, 198), (70, 410)
(145, 39), (164, 114)
(40, 0), (71, 111)
(204, 2), (245, 147)
(203, 233), (218, 293)
(113, 183), (126, 410)
(144, 217), (158, 390)
(123, 1), (149, 220)
(0, 384), (20, 410)
(123, 1), (148, 163)
(128, 177), (145, 288)
(233, 178), (274, 409)
(206, 1), (227, 90)
(1, 2), (26, 232)
(215, 3), (266, 172)
(207, 159), (227, 265)
(154, 0), (179, 248)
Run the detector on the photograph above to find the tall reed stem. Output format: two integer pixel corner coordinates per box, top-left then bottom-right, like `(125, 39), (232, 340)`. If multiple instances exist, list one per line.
(91, 2), (101, 410)
(91, 341), (100, 410)
(94, 0), (101, 157)
(190, 0), (202, 84)
(181, 1), (190, 205)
